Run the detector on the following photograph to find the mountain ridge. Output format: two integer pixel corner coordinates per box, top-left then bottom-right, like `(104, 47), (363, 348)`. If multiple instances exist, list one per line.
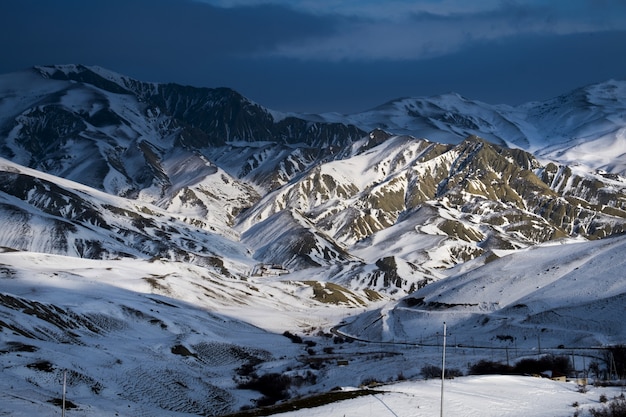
(0, 65), (625, 284)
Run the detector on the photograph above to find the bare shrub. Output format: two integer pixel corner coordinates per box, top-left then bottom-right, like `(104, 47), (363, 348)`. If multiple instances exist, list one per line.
(588, 396), (626, 417)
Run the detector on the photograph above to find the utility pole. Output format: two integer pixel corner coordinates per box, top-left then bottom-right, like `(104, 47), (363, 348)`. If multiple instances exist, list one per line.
(440, 322), (447, 417)
(62, 370), (67, 417)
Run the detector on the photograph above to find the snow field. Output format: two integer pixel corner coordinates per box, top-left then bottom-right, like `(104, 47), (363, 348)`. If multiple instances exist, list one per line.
(273, 376), (624, 417)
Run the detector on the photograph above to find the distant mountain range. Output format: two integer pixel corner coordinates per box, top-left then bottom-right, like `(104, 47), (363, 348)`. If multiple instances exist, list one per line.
(1, 65), (625, 415)
(0, 64), (624, 293)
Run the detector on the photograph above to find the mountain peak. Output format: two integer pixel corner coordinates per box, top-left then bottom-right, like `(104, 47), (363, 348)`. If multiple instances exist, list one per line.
(34, 64), (135, 95)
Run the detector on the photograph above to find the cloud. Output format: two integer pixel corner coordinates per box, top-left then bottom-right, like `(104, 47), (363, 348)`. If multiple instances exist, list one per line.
(5, 0), (623, 69)
(198, 0), (626, 61)
(1, 0), (625, 113)
(198, 0), (502, 19)
(0, 0), (334, 79)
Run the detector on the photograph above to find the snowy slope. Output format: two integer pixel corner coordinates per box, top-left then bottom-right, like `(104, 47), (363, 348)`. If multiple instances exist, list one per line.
(341, 234), (626, 349)
(0, 156), (252, 264)
(271, 376), (622, 417)
(2, 235), (626, 416)
(0, 251), (302, 416)
(521, 80), (626, 173)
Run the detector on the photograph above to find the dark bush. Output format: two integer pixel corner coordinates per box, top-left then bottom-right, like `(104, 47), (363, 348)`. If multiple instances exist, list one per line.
(283, 331), (303, 344)
(171, 344), (196, 357)
(469, 355), (571, 376)
(513, 355), (571, 376)
(589, 396), (626, 417)
(421, 365), (441, 379)
(422, 364), (462, 379)
(48, 398), (78, 409)
(469, 360), (513, 375)
(27, 361), (54, 372)
(291, 370), (317, 387)
(238, 372), (292, 406)
(309, 361), (324, 370)
(317, 330), (333, 338)
(236, 358), (262, 377)
(496, 335), (515, 342)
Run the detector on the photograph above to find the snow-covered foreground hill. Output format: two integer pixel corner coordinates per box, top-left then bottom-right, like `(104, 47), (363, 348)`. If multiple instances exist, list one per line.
(273, 376), (623, 417)
(2, 234), (626, 416)
(0, 251), (330, 416)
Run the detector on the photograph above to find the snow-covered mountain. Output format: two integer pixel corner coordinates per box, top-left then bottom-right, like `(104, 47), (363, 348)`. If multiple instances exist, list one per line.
(320, 80), (626, 175)
(1, 65), (626, 415)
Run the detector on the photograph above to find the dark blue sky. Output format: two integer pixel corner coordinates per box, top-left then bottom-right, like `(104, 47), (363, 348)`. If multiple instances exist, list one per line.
(2, 0), (626, 113)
